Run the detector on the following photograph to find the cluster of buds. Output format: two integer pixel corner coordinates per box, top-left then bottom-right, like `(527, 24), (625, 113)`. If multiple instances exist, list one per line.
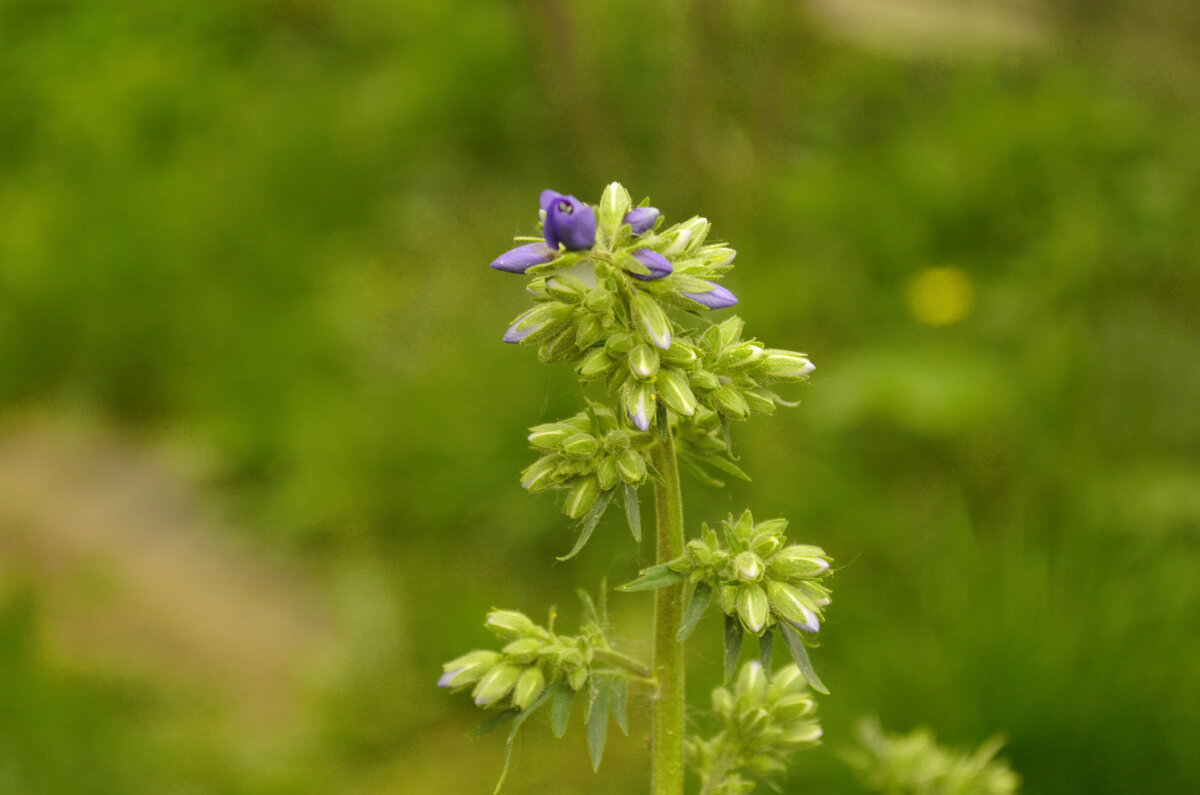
(688, 662), (823, 795)
(847, 719), (1021, 794)
(521, 403), (653, 519)
(674, 510), (833, 637)
(439, 609), (598, 711)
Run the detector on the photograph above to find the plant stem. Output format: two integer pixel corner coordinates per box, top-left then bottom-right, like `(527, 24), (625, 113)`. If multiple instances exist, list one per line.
(651, 426), (686, 795)
(592, 648), (653, 679)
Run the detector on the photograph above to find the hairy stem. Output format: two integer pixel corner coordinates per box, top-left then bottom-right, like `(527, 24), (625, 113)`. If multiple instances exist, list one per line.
(592, 648), (653, 679)
(651, 426), (686, 795)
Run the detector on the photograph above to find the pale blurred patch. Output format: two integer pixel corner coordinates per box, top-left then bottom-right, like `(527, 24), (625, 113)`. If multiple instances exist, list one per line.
(0, 418), (341, 728)
(905, 266), (975, 326)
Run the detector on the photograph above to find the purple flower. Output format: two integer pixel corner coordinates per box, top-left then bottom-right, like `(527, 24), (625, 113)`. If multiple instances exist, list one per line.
(490, 242), (556, 274)
(629, 249), (673, 282)
(682, 281), (738, 309)
(623, 206), (660, 235)
(540, 190), (597, 251)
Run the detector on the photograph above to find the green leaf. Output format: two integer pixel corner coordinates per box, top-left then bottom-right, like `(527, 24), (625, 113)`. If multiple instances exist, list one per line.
(698, 454), (752, 482)
(610, 677), (630, 737)
(549, 684), (574, 739)
(759, 629), (775, 670)
(779, 621), (830, 695)
(492, 690), (554, 793)
(723, 613), (744, 683)
(677, 581), (713, 642)
(576, 589), (601, 627)
(622, 482), (642, 543)
(679, 455), (727, 488)
(468, 708), (519, 738)
(586, 676), (612, 772)
(617, 563), (685, 592)
(557, 488), (615, 561)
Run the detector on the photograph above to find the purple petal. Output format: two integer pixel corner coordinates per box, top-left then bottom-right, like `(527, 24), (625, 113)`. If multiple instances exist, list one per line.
(539, 189), (563, 213)
(629, 249), (673, 282)
(490, 243), (556, 274)
(438, 669), (462, 688)
(623, 206), (660, 235)
(544, 195), (597, 251)
(682, 282), (738, 309)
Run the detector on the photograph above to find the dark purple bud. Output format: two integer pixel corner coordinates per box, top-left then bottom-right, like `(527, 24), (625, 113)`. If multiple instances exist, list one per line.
(490, 242), (556, 274)
(543, 194), (597, 251)
(623, 206), (660, 235)
(682, 281), (739, 309)
(629, 249), (673, 282)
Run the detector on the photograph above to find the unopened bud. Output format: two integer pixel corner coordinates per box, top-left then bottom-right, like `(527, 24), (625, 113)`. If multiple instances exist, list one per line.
(511, 667), (547, 710)
(485, 610), (540, 640)
(472, 663), (523, 707)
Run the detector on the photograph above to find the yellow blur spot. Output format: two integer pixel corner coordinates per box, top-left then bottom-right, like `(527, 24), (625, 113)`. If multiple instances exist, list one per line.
(905, 266), (975, 326)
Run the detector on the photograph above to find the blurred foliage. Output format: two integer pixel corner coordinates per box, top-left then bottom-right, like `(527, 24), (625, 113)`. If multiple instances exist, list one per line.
(1, 0), (1199, 793)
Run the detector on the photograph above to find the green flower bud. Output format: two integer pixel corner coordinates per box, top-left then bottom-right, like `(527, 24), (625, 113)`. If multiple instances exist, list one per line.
(757, 349), (815, 380)
(511, 666), (547, 710)
(768, 546), (831, 580)
(742, 387), (778, 413)
(502, 638), (544, 664)
(568, 667), (588, 691)
(735, 659), (769, 706)
(486, 610), (540, 640)
(712, 686), (735, 718)
(716, 342), (764, 372)
(743, 707), (770, 734)
(737, 583), (770, 634)
(782, 724), (823, 746)
(545, 275), (589, 302)
(755, 518), (789, 536)
(632, 291), (672, 350)
(661, 341), (700, 367)
(624, 379), (656, 431)
(733, 551), (765, 582)
(603, 429), (630, 453)
(767, 581), (820, 633)
(583, 287), (614, 314)
(690, 370), (721, 392)
(712, 384), (750, 418)
(616, 449), (647, 485)
(575, 315), (605, 348)
(605, 331), (635, 356)
(628, 344), (660, 379)
(773, 693), (817, 721)
(655, 369), (698, 417)
(750, 533), (783, 559)
(520, 455), (561, 493)
(577, 348), (615, 380)
(598, 181), (632, 238)
(564, 476), (601, 519)
(716, 317), (746, 348)
(596, 456), (619, 491)
(528, 423), (575, 450)
(440, 650), (503, 688)
(767, 664), (804, 698)
(561, 432), (600, 460)
(473, 663), (523, 707)
(719, 584), (739, 615)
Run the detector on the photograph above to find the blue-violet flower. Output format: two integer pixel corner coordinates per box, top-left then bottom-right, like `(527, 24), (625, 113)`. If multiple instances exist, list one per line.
(629, 249), (673, 282)
(682, 281), (739, 309)
(490, 242), (556, 274)
(623, 206), (660, 235)
(540, 190), (597, 251)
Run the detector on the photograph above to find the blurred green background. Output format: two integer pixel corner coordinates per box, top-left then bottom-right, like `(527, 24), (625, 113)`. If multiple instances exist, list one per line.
(2, 0), (1199, 792)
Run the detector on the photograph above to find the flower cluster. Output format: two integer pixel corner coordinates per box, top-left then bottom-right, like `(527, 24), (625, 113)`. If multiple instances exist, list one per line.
(846, 719), (1021, 795)
(674, 510), (833, 637)
(439, 609), (598, 710)
(521, 403), (653, 519)
(488, 183), (814, 435)
(688, 662), (823, 795)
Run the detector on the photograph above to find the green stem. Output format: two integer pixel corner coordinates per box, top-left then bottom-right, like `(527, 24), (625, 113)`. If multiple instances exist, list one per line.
(592, 648), (653, 679)
(651, 426), (687, 795)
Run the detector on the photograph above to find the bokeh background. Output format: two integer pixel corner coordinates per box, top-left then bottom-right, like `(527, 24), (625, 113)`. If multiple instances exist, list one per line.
(2, 0), (1199, 792)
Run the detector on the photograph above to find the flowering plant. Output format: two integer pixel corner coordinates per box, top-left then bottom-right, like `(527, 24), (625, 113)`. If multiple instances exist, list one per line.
(443, 184), (826, 794)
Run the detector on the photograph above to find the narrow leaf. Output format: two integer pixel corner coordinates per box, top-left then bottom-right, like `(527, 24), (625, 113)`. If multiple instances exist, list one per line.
(576, 589), (601, 627)
(759, 629), (775, 671)
(721, 415), (736, 459)
(679, 455), (727, 488)
(493, 690), (553, 793)
(468, 708), (519, 738)
(557, 488), (615, 561)
(723, 613), (744, 683)
(617, 563), (685, 592)
(698, 454), (752, 482)
(611, 677), (629, 736)
(549, 684), (574, 739)
(587, 676), (612, 772)
(644, 461), (666, 484)
(677, 582), (713, 643)
(779, 621), (830, 695)
(622, 483), (642, 543)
